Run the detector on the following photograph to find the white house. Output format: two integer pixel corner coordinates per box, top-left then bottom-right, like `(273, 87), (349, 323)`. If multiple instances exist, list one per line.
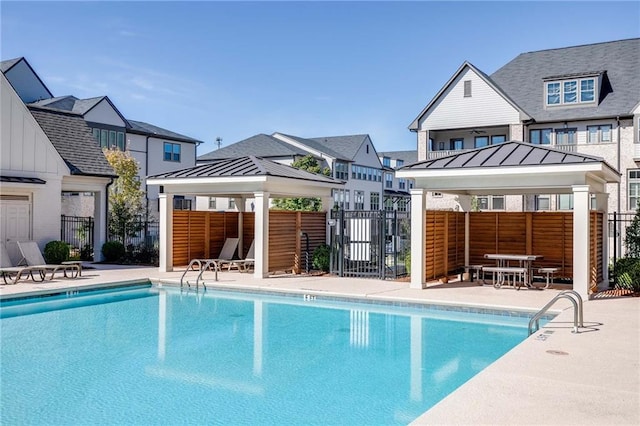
(408, 38), (640, 215)
(0, 69), (115, 261)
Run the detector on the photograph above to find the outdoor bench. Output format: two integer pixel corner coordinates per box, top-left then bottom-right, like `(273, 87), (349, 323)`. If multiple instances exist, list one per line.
(482, 266), (527, 289)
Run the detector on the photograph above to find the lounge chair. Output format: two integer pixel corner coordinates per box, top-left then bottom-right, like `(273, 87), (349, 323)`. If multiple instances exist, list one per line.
(16, 241), (81, 280)
(180, 238), (239, 287)
(0, 242), (46, 284)
(227, 240), (255, 272)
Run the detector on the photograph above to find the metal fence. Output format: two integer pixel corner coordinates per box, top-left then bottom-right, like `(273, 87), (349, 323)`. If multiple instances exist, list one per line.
(330, 209), (410, 280)
(61, 215), (94, 259)
(608, 212), (636, 283)
(108, 219), (160, 259)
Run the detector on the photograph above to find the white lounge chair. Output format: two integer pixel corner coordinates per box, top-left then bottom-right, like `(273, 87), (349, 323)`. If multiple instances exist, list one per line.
(0, 242), (46, 285)
(228, 240), (255, 272)
(180, 238), (239, 287)
(16, 241), (80, 280)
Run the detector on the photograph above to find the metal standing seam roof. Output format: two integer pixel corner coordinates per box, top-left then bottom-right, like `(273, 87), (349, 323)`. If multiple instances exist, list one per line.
(401, 141), (618, 172)
(148, 156), (342, 185)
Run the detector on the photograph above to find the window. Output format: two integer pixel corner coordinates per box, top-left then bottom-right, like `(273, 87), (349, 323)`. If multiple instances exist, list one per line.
(587, 125), (612, 143)
(117, 132), (125, 150)
(109, 130), (116, 148)
(164, 142), (181, 162)
(535, 195), (550, 210)
(428, 138), (434, 152)
(530, 128), (552, 145)
(477, 195), (504, 210)
(100, 130), (108, 148)
(397, 198), (409, 212)
(208, 197), (216, 210)
(229, 198), (236, 210)
(332, 189), (350, 210)
(491, 135), (506, 145)
(557, 194), (574, 210)
(545, 77), (597, 106)
(384, 198), (394, 211)
(474, 136), (489, 148)
(334, 161), (349, 180)
(385, 173), (393, 189)
(92, 128), (125, 150)
(464, 80), (472, 97)
(556, 128), (576, 145)
(398, 178), (406, 190)
(354, 191), (364, 210)
(396, 159), (404, 168)
(382, 157), (391, 167)
(450, 139), (463, 150)
(370, 192), (380, 211)
(438, 142), (445, 150)
(92, 128), (100, 141)
(629, 170), (640, 210)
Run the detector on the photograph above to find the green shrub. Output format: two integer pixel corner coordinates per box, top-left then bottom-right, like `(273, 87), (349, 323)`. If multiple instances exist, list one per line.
(614, 257), (640, 292)
(80, 244), (93, 261)
(312, 244), (331, 272)
(404, 250), (411, 276)
(102, 241), (125, 262)
(44, 241), (70, 264)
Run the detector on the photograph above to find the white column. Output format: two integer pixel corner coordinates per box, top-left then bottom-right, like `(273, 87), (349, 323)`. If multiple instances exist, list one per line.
(596, 192), (610, 290)
(410, 188), (426, 289)
(572, 185), (590, 299)
(159, 193), (174, 272)
(254, 191), (270, 278)
(93, 188), (108, 262)
(236, 197), (246, 256)
(456, 195), (472, 267)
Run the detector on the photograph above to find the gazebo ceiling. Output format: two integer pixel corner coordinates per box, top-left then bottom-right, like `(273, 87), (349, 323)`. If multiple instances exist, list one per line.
(146, 155), (344, 198)
(397, 141), (620, 195)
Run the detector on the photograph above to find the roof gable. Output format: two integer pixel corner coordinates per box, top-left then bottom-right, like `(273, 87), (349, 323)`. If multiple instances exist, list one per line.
(1, 57), (53, 103)
(309, 134), (371, 161)
(490, 38), (640, 121)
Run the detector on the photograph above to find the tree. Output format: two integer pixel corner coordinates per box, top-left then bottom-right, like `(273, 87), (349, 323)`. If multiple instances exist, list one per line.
(271, 155), (331, 211)
(103, 148), (146, 244)
(624, 203), (640, 258)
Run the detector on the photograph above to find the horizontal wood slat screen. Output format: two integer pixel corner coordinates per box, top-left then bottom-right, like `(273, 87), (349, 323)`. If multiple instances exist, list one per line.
(424, 211), (465, 280)
(173, 211), (239, 266)
(269, 211), (327, 273)
(590, 212), (603, 292)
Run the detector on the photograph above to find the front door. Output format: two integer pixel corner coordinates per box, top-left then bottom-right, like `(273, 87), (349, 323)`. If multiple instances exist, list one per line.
(0, 196), (32, 243)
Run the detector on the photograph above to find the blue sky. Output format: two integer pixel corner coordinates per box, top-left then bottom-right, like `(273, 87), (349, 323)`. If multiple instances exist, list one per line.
(2, 1), (639, 155)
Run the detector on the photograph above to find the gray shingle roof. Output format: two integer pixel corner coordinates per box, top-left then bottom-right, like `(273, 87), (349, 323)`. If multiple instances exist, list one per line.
(128, 120), (203, 144)
(401, 141), (616, 171)
(308, 134), (370, 161)
(28, 107), (116, 177)
(274, 133), (349, 161)
(149, 156), (341, 185)
(198, 134), (309, 161)
(490, 38), (640, 121)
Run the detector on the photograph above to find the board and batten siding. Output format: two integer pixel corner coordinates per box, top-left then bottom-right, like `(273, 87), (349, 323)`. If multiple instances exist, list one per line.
(418, 67), (520, 130)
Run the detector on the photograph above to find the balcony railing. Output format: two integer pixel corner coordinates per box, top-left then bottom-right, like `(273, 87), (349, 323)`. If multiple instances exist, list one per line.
(425, 143), (578, 160)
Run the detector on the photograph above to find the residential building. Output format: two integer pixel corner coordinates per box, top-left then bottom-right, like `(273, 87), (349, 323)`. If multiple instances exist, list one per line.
(378, 150), (417, 211)
(409, 38), (640, 214)
(0, 66), (115, 260)
(3, 57), (202, 221)
(196, 132), (386, 211)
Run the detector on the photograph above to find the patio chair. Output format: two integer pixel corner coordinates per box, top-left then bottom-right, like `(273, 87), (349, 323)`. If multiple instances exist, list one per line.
(0, 242), (46, 285)
(16, 241), (81, 280)
(227, 240), (255, 272)
(180, 238), (239, 287)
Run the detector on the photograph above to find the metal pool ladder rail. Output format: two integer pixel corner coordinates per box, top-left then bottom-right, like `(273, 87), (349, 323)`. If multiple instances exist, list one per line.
(528, 290), (584, 336)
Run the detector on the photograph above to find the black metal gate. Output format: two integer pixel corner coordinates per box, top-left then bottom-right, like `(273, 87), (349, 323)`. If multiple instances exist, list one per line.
(61, 215), (94, 259)
(608, 212), (636, 284)
(330, 210), (410, 279)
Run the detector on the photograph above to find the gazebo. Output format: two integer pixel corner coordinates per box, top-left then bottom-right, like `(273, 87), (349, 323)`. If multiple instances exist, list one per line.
(396, 142), (620, 299)
(146, 156), (343, 278)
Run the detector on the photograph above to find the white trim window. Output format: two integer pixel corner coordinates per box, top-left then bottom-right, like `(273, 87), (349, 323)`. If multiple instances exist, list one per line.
(545, 77), (597, 106)
(208, 197), (216, 210)
(530, 128), (552, 145)
(370, 192), (380, 211)
(629, 170), (640, 211)
(556, 128), (577, 145)
(535, 195), (550, 211)
(478, 195), (504, 210)
(557, 194), (574, 210)
(587, 125), (612, 144)
(354, 191), (364, 210)
(163, 142), (181, 162)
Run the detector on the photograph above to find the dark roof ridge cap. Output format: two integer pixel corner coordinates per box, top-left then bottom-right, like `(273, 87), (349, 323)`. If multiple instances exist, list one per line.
(518, 37), (640, 56)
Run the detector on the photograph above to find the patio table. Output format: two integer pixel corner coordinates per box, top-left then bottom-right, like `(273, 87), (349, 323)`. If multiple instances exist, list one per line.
(483, 254), (543, 289)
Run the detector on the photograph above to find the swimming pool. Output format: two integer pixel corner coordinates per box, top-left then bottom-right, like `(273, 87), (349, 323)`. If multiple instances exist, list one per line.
(0, 284), (547, 425)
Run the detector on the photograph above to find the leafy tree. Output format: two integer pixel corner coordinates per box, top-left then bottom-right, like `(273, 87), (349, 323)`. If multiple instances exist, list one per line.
(104, 148), (146, 244)
(625, 203), (640, 258)
(271, 155), (331, 211)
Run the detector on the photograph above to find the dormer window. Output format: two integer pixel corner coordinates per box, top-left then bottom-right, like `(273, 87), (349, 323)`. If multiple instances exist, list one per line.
(544, 73), (600, 107)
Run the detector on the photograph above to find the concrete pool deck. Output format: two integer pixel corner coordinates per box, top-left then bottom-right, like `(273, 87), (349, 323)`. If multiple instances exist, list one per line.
(1, 264), (638, 425)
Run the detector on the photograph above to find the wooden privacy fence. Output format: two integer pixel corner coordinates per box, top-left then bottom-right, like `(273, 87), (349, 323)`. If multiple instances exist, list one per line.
(467, 211), (603, 285)
(424, 211), (465, 280)
(173, 210), (327, 274)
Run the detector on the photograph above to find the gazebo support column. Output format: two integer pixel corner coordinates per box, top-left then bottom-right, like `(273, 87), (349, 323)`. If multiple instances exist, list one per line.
(159, 193), (174, 273)
(410, 189), (427, 289)
(235, 197), (246, 257)
(254, 191), (270, 279)
(572, 185), (590, 299)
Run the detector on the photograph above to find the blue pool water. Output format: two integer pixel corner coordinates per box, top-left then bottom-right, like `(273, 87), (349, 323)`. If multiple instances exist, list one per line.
(1, 285), (542, 425)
